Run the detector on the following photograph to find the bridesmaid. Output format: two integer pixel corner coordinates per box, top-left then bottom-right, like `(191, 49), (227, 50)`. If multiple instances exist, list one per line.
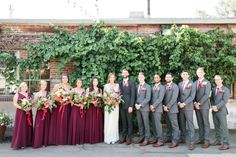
(84, 77), (104, 144)
(49, 74), (72, 145)
(11, 82), (33, 149)
(68, 78), (86, 145)
(32, 80), (50, 148)
(104, 73), (120, 144)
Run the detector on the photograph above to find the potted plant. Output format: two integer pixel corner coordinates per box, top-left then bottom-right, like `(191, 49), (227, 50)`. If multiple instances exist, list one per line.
(0, 112), (11, 140)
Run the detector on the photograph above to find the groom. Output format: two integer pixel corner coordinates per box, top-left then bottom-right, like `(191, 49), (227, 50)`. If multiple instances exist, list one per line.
(119, 69), (136, 145)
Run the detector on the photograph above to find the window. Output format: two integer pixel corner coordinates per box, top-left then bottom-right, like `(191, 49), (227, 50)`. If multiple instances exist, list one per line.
(21, 66), (50, 93)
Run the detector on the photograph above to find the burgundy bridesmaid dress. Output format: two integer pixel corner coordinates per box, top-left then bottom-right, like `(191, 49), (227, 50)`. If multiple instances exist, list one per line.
(68, 105), (85, 145)
(11, 93), (33, 149)
(48, 102), (59, 145)
(56, 102), (71, 145)
(32, 108), (50, 148)
(84, 104), (104, 144)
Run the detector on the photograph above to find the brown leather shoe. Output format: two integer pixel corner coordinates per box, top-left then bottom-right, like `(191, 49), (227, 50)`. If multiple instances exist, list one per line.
(202, 142), (210, 148)
(137, 138), (144, 144)
(139, 140), (149, 146)
(188, 144), (195, 150)
(126, 139), (132, 145)
(218, 144), (229, 150)
(168, 143), (178, 148)
(118, 139), (126, 144)
(153, 142), (164, 147)
(149, 140), (157, 144)
(211, 141), (221, 146)
(195, 139), (204, 144)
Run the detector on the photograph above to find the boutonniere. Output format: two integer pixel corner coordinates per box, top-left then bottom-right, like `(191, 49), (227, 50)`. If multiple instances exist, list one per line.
(186, 83), (192, 89)
(141, 87), (147, 91)
(199, 81), (207, 88)
(219, 87), (224, 93)
(123, 81), (129, 87)
(153, 86), (159, 92)
(167, 85), (172, 91)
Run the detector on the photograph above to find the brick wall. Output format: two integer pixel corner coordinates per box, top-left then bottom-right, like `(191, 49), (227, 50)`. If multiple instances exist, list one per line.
(0, 20), (236, 98)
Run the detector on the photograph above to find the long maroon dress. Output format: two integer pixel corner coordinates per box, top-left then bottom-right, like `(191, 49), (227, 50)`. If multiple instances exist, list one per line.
(68, 89), (85, 145)
(56, 102), (71, 145)
(68, 105), (85, 145)
(11, 93), (33, 149)
(84, 89), (104, 144)
(32, 93), (51, 148)
(48, 102), (59, 145)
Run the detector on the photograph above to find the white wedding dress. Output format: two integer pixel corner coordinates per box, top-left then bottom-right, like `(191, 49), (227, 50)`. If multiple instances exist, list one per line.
(104, 83), (120, 144)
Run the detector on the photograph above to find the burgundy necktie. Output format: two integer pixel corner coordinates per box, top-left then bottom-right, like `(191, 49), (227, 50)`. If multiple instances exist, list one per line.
(138, 84), (143, 94)
(215, 87), (220, 96)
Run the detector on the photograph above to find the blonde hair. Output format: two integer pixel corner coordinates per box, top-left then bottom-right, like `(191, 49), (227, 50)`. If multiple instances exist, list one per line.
(197, 67), (205, 72)
(18, 82), (27, 92)
(214, 75), (223, 80)
(107, 73), (117, 83)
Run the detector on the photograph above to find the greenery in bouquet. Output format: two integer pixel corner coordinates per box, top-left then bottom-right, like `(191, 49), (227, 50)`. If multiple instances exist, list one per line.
(54, 87), (71, 104)
(87, 91), (102, 108)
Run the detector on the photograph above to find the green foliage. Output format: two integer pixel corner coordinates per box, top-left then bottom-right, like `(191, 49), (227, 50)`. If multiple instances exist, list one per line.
(0, 52), (18, 84)
(21, 22), (236, 87)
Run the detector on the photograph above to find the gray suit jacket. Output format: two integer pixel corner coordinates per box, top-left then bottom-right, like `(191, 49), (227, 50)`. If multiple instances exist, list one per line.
(150, 83), (165, 113)
(211, 85), (230, 114)
(194, 79), (211, 109)
(136, 82), (151, 112)
(163, 82), (179, 113)
(178, 80), (196, 110)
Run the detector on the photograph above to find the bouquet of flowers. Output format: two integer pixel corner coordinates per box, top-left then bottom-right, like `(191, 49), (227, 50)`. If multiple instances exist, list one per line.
(54, 87), (71, 105)
(102, 90), (124, 113)
(17, 97), (33, 126)
(36, 95), (56, 111)
(18, 97), (32, 111)
(72, 92), (88, 107)
(36, 95), (56, 120)
(87, 91), (102, 108)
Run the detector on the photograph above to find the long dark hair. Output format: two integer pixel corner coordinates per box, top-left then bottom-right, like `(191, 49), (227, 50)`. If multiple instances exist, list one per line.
(89, 77), (102, 92)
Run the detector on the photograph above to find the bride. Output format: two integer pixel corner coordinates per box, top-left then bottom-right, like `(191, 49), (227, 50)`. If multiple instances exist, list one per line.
(104, 73), (120, 144)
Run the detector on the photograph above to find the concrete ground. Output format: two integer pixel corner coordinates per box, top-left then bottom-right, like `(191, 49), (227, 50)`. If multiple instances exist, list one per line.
(1, 130), (236, 157)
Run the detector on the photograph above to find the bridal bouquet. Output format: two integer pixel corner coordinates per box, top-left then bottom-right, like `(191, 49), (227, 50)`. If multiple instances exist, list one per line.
(87, 91), (102, 108)
(102, 90), (123, 113)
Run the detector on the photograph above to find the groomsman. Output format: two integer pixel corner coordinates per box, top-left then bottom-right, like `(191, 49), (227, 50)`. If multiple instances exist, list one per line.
(119, 69), (136, 145)
(135, 72), (151, 146)
(194, 67), (211, 148)
(150, 74), (165, 147)
(163, 72), (180, 148)
(178, 71), (196, 150)
(211, 75), (230, 150)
